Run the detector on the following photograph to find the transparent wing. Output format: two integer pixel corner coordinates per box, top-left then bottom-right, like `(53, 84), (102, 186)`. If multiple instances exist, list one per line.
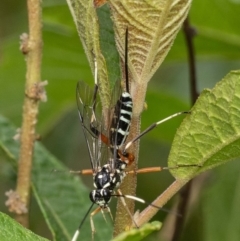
(101, 79), (124, 172)
(76, 79), (129, 174)
(105, 79), (123, 171)
(76, 81), (103, 172)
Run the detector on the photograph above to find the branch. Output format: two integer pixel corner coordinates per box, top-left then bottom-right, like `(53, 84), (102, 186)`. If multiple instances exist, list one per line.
(134, 179), (189, 226)
(5, 0), (44, 227)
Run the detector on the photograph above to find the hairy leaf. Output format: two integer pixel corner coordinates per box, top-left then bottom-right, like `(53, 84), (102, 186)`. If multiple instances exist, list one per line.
(169, 71), (240, 180)
(109, 0), (192, 82)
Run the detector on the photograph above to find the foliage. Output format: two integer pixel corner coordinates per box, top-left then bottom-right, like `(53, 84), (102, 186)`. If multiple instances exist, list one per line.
(0, 0), (240, 241)
(0, 212), (49, 241)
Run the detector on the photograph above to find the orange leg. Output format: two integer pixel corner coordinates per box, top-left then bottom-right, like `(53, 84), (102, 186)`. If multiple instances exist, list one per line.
(70, 169), (93, 175)
(126, 166), (165, 174)
(127, 164), (200, 174)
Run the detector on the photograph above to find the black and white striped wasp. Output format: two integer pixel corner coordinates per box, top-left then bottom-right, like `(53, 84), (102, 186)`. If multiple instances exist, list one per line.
(72, 29), (191, 241)
(72, 29), (135, 241)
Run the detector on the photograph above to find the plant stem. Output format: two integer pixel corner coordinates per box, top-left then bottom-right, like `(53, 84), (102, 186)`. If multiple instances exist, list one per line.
(134, 179), (189, 227)
(170, 17), (198, 241)
(15, 0), (43, 227)
(113, 115), (140, 236)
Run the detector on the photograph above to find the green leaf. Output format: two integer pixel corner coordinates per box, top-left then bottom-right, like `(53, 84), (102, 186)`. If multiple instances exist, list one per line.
(168, 71), (240, 180)
(109, 0), (192, 84)
(0, 115), (112, 241)
(66, 0), (120, 108)
(112, 221), (161, 241)
(2, 1), (240, 241)
(96, 4), (121, 90)
(0, 212), (49, 241)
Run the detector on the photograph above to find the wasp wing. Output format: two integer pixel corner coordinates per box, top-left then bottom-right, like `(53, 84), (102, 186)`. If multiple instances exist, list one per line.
(76, 81), (103, 172)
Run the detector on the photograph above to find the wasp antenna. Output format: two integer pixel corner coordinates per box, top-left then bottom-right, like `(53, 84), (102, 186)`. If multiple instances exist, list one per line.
(124, 111), (190, 152)
(71, 230), (80, 241)
(125, 27), (129, 93)
(71, 203), (95, 241)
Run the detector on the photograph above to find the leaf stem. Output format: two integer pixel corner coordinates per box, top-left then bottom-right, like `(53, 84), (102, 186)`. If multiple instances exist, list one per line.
(13, 0), (43, 227)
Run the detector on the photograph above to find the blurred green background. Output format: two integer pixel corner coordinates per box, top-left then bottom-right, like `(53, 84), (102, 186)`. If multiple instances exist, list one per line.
(1, 0), (240, 241)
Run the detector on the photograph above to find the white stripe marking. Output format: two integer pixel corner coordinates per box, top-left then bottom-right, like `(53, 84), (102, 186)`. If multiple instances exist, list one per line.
(122, 92), (131, 97)
(120, 116), (131, 123)
(117, 129), (129, 136)
(120, 109), (132, 116)
(123, 102), (133, 106)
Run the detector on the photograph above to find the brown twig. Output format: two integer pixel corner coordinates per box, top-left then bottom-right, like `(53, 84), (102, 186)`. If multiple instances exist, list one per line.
(134, 179), (189, 227)
(5, 0), (43, 227)
(170, 17), (198, 241)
